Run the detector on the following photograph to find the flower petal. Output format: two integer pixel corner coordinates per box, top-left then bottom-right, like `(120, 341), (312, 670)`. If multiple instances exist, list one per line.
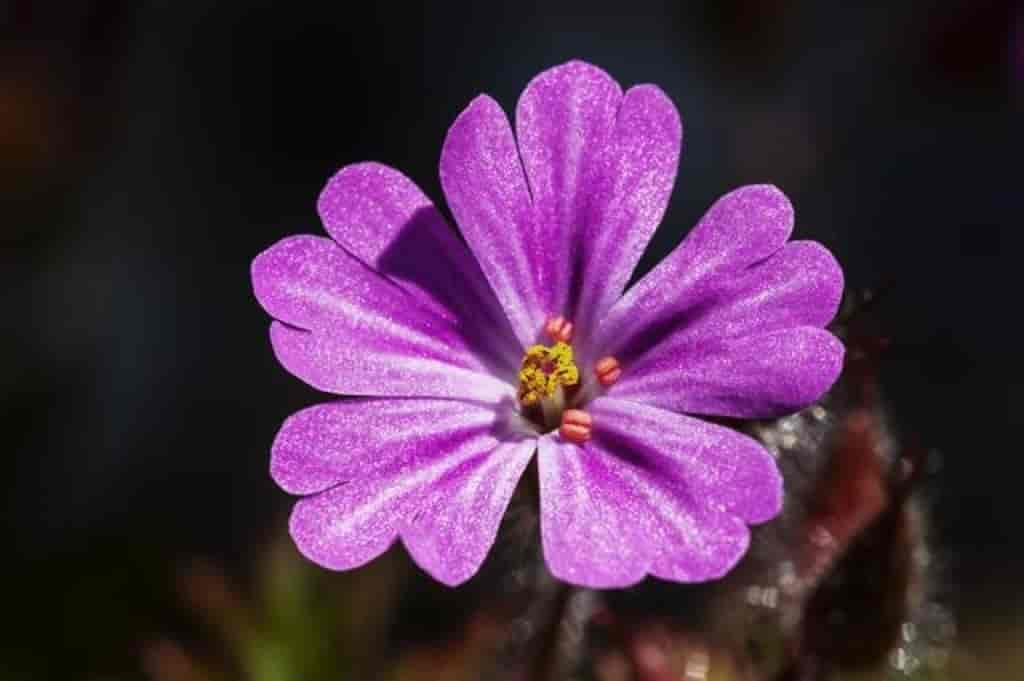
(610, 326), (845, 419)
(537, 435), (652, 588)
(440, 63), (684, 349)
(271, 397), (502, 495)
(589, 397), (782, 524)
(592, 185), (844, 418)
(537, 419), (755, 587)
(252, 235), (512, 401)
(400, 439), (535, 585)
(688, 240), (843, 338)
(317, 163), (520, 374)
(440, 95), (544, 347)
(283, 397), (534, 581)
(595, 184), (797, 355)
(572, 84), (682, 336)
(514, 62), (683, 339)
(514, 61), (622, 321)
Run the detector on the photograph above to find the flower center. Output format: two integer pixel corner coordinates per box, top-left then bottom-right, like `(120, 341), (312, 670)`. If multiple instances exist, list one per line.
(516, 318), (621, 442)
(517, 341), (579, 406)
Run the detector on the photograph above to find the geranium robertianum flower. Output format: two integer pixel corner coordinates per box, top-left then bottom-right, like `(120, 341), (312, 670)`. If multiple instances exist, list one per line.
(252, 61), (844, 589)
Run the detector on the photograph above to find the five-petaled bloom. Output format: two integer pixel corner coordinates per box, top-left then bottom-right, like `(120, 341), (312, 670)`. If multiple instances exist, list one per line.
(252, 61), (844, 588)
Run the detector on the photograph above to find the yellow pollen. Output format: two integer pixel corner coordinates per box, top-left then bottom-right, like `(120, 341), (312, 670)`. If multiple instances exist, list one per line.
(517, 342), (579, 406)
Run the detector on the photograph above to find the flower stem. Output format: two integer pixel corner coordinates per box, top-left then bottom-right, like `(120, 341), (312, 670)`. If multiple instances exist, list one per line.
(529, 581), (574, 681)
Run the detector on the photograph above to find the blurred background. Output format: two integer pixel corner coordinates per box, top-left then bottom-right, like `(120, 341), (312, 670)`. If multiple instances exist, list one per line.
(2, 1), (1019, 679)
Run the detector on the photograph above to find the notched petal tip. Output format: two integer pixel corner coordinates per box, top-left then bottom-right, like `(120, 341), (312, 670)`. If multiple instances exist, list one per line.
(286, 496), (398, 573)
(743, 326), (847, 418)
(250, 234), (329, 323)
(268, 405), (347, 496)
(537, 428), (766, 589)
(443, 93), (506, 142)
(440, 95), (513, 184)
(546, 560), (650, 590)
(317, 160), (381, 205)
(315, 161), (403, 229)
(807, 327), (847, 400)
(742, 454), (785, 526)
(729, 182), (792, 208)
(619, 83), (684, 143)
(799, 240), (846, 325)
(523, 59), (622, 94)
(268, 414), (307, 496)
(732, 184), (793, 236)
(398, 532), (479, 588)
(398, 440), (536, 588)
(266, 321), (326, 392)
(250, 234), (302, 290)
(652, 519), (752, 584)
(714, 183), (794, 235)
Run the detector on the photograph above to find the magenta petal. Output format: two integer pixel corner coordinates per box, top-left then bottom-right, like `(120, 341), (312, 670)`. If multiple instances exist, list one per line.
(514, 61), (623, 320)
(573, 84), (682, 337)
(611, 326), (845, 419)
(513, 62), (682, 338)
(589, 397), (782, 524)
(252, 235), (511, 401)
(317, 163), (519, 373)
(537, 435), (652, 588)
(596, 184), (797, 355)
(693, 240), (844, 337)
(605, 237), (842, 369)
(440, 95), (544, 347)
(440, 63), (685, 348)
(317, 162), (453, 273)
(284, 398), (534, 580)
(537, 424), (754, 587)
(592, 184), (844, 418)
(271, 398), (504, 495)
(400, 439), (535, 585)
(608, 240), (842, 361)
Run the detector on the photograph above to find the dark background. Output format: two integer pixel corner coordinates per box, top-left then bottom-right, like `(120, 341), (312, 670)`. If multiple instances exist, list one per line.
(2, 0), (1019, 676)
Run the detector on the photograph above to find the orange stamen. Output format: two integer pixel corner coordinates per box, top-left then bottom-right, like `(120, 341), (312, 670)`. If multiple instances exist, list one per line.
(560, 408), (593, 444)
(594, 356), (622, 387)
(545, 316), (574, 343)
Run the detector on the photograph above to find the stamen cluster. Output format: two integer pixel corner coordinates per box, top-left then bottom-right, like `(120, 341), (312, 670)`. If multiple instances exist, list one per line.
(517, 341), (579, 406)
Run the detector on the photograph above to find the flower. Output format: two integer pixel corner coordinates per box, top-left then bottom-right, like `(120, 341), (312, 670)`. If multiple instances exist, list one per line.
(251, 60), (844, 589)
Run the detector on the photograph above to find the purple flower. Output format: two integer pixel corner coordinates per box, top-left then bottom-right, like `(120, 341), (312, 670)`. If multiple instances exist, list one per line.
(252, 61), (844, 588)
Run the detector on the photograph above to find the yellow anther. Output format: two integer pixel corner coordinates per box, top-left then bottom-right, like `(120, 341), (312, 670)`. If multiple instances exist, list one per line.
(517, 341), (579, 406)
